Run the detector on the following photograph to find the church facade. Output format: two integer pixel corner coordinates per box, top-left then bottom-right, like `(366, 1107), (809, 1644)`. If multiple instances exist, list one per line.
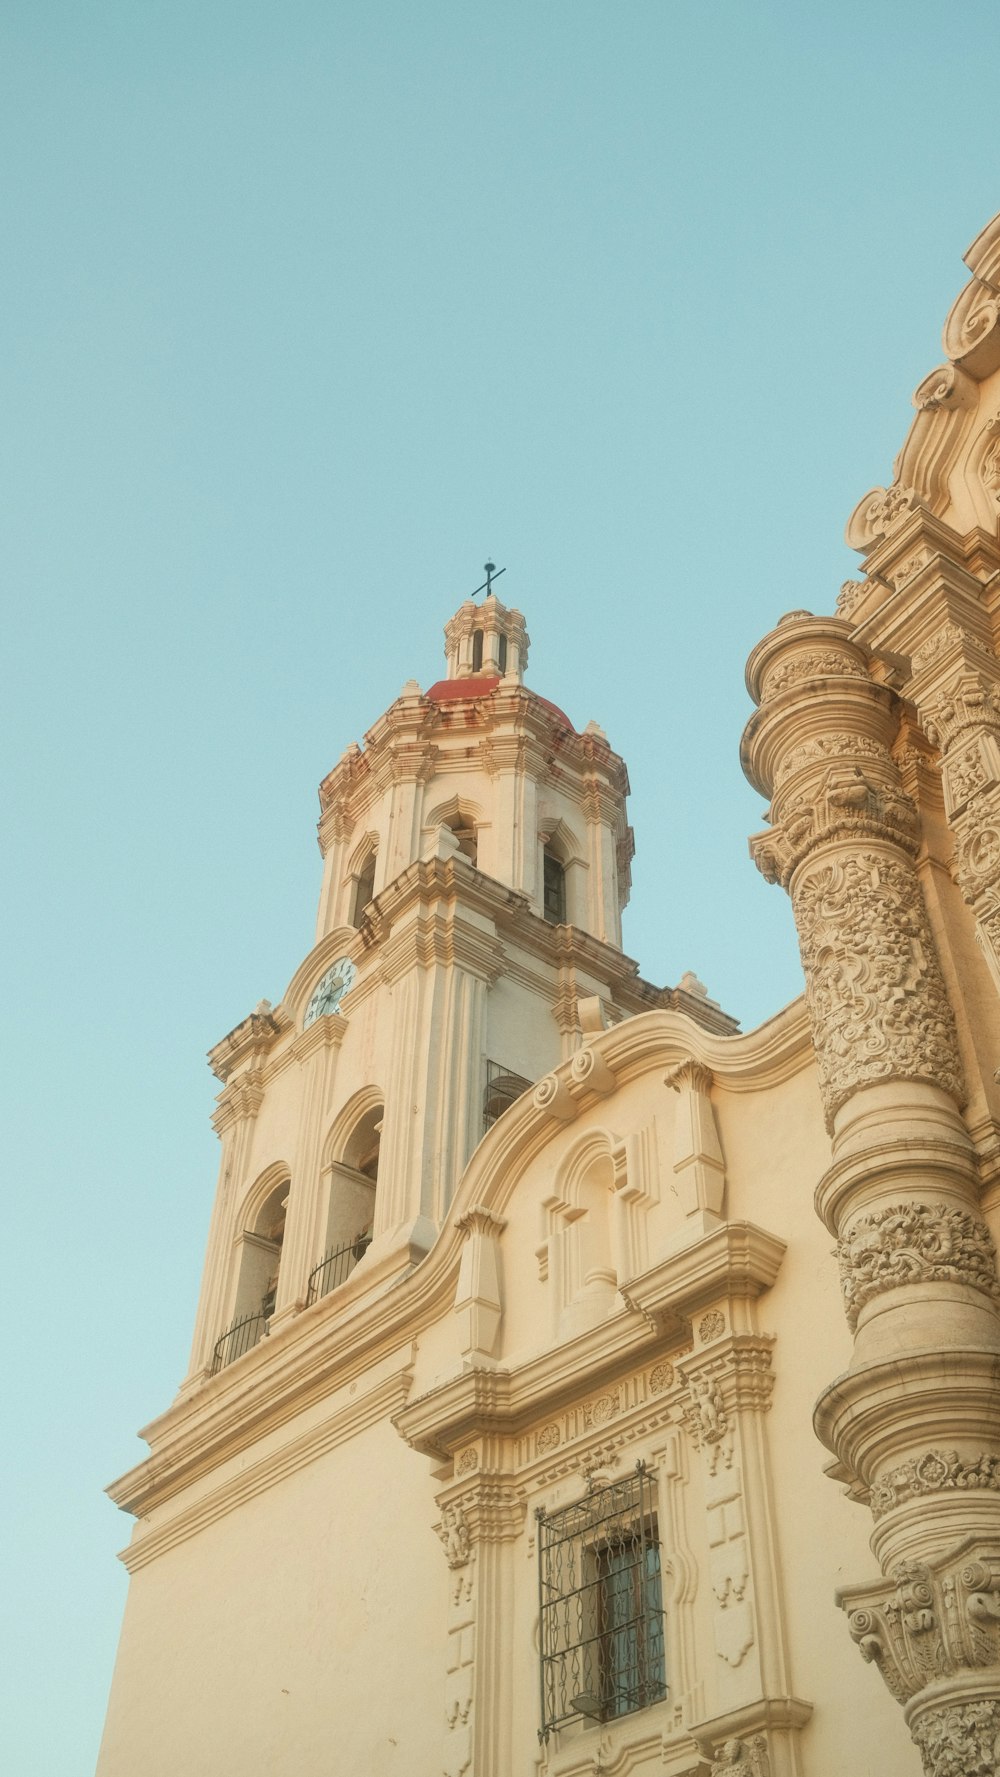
(98, 212), (1000, 1777)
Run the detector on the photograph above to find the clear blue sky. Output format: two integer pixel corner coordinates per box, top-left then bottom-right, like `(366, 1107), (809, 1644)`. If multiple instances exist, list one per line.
(3, 4), (997, 1770)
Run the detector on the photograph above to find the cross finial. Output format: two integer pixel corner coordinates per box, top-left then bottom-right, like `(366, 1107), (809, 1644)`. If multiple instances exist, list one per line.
(472, 560), (505, 599)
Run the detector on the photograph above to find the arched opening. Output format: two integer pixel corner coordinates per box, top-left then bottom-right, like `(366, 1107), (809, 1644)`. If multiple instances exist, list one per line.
(351, 846), (377, 927)
(472, 628), (484, 672)
(214, 1176), (289, 1371)
(444, 810), (478, 866)
(543, 846), (567, 924)
(308, 1101), (383, 1303)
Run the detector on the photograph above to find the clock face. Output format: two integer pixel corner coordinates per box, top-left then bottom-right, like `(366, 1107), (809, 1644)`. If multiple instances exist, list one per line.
(304, 957), (357, 1027)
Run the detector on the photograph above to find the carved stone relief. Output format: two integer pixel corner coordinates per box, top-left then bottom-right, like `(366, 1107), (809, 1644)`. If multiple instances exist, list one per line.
(792, 851), (965, 1125)
(844, 1548), (1000, 1706)
(709, 1735), (770, 1777)
(760, 648), (868, 699)
(837, 1202), (1000, 1331)
(911, 1697), (1000, 1777)
(871, 1449), (1000, 1521)
(436, 1501), (471, 1569)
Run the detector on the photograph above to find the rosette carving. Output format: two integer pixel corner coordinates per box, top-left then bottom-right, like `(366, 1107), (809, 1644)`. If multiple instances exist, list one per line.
(837, 1203), (1000, 1330)
(792, 852), (964, 1125)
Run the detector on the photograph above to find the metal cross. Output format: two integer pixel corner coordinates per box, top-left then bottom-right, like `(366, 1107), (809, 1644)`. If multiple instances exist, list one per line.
(472, 560), (506, 598)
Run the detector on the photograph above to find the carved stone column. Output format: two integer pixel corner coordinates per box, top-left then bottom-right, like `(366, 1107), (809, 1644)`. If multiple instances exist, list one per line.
(742, 612), (1000, 1774)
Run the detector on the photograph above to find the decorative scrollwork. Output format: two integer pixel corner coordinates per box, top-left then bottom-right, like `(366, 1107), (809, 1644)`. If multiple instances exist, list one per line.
(837, 1203), (1000, 1330)
(793, 852), (964, 1126)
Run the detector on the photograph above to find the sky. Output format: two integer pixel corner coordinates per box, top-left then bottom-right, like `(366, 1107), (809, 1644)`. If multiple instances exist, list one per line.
(3, 4), (998, 1771)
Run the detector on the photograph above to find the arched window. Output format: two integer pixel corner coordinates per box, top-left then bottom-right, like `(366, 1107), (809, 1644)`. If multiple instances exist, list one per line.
(472, 629), (484, 672)
(498, 633), (508, 673)
(543, 847), (567, 924)
(351, 848), (377, 927)
(308, 1102), (383, 1304)
(214, 1177), (288, 1371)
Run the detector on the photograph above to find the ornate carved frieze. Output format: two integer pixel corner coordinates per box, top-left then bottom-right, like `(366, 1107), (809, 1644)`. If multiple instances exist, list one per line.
(754, 766), (920, 889)
(842, 1544), (1000, 1707)
(870, 1450), (1000, 1521)
(759, 648), (869, 699)
(910, 1697), (1000, 1777)
(836, 1202), (1000, 1331)
(792, 851), (965, 1126)
(773, 731), (893, 790)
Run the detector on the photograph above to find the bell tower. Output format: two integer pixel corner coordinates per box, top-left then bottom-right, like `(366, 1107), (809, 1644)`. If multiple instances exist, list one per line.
(177, 582), (733, 1394)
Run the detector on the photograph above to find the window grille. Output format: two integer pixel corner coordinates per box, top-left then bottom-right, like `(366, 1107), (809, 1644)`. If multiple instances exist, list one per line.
(537, 1464), (666, 1737)
(483, 1059), (533, 1134)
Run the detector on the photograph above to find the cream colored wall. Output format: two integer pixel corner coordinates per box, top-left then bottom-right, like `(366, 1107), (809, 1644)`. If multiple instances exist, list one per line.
(98, 1416), (444, 1777)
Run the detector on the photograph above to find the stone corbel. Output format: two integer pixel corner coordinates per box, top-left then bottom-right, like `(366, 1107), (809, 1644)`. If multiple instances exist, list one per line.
(665, 1061), (726, 1235)
(532, 1072), (577, 1122)
(689, 1697), (812, 1777)
(454, 1205), (507, 1366)
(569, 1043), (616, 1098)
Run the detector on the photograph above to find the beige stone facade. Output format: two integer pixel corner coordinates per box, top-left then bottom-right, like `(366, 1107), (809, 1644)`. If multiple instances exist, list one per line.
(99, 214), (1000, 1777)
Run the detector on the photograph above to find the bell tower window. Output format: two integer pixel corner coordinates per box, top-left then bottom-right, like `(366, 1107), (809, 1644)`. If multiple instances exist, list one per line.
(498, 633), (508, 673)
(472, 629), (484, 672)
(543, 848), (567, 924)
(351, 848), (377, 927)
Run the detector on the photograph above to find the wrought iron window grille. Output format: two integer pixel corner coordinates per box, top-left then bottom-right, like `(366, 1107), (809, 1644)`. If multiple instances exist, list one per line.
(305, 1230), (372, 1306)
(536, 1464), (666, 1739)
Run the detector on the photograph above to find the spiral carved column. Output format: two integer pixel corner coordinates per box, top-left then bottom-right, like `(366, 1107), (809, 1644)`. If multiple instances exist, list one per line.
(742, 612), (1000, 1777)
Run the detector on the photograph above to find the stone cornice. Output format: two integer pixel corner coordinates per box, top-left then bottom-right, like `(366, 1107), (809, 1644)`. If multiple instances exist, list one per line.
(116, 1364), (413, 1571)
(207, 1009), (284, 1084)
(618, 1223), (787, 1333)
(392, 1307), (672, 1463)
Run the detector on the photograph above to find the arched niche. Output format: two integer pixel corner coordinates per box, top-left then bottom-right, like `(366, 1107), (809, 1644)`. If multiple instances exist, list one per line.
(547, 1129), (619, 1338)
(231, 1164), (290, 1326)
(424, 793), (486, 868)
(346, 832), (379, 928)
(537, 815), (586, 927)
(310, 1089), (384, 1300)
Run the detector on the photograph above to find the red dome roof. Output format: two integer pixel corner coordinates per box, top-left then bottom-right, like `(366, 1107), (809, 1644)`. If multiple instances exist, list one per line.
(424, 678), (574, 730)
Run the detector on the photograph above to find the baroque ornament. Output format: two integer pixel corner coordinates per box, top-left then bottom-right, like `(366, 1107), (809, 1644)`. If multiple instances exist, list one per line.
(837, 1203), (1000, 1331)
(760, 649), (867, 700)
(774, 732), (891, 789)
(870, 1449), (1000, 1520)
(911, 1698), (1000, 1777)
(792, 851), (964, 1126)
(845, 1551), (1000, 1706)
(709, 1735), (770, 1777)
(435, 1502), (471, 1569)
(698, 1311), (726, 1342)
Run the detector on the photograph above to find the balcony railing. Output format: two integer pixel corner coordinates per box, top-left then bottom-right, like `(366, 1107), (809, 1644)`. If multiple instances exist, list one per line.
(211, 1306), (271, 1374)
(306, 1231), (372, 1306)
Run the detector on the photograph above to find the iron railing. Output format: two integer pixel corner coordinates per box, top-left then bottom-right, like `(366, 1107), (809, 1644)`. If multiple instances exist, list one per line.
(483, 1059), (533, 1135)
(306, 1231), (372, 1306)
(537, 1464), (666, 1737)
(211, 1306), (271, 1375)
